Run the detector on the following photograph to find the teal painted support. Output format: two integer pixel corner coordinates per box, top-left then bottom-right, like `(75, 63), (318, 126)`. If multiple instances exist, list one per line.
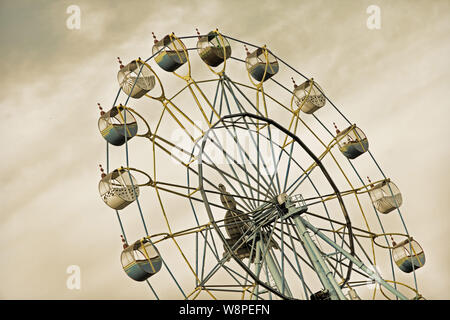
(257, 239), (293, 298)
(291, 214), (346, 300)
(300, 216), (409, 300)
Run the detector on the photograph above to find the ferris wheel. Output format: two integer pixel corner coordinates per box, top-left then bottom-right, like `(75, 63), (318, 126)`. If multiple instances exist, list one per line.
(96, 29), (426, 300)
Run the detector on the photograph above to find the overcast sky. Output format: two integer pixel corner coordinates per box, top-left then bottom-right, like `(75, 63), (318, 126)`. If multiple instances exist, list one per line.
(0, 0), (449, 299)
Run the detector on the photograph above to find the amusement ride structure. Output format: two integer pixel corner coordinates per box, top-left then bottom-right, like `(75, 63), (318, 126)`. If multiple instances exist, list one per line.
(96, 30), (426, 300)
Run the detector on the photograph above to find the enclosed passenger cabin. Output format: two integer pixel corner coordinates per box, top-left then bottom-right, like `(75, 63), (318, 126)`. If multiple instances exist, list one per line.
(98, 105), (138, 146)
(392, 237), (425, 273)
(152, 34), (188, 72)
(117, 59), (155, 99)
(197, 31), (232, 67)
(335, 124), (369, 159)
(368, 178), (403, 214)
(293, 79), (326, 114)
(245, 47), (279, 82)
(98, 168), (139, 210)
(121, 238), (162, 281)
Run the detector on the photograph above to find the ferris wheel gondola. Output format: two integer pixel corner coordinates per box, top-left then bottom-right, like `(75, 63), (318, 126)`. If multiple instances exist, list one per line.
(117, 58), (156, 99)
(245, 46), (279, 82)
(98, 104), (138, 146)
(152, 33), (188, 72)
(392, 237), (425, 273)
(292, 79), (326, 114)
(197, 29), (232, 67)
(334, 123), (369, 159)
(121, 236), (163, 281)
(98, 166), (139, 210)
(368, 178), (403, 214)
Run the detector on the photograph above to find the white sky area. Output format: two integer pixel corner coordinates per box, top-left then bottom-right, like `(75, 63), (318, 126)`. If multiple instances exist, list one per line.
(0, 0), (449, 299)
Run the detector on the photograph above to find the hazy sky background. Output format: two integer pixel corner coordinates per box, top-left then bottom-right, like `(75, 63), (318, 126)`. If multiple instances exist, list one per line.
(0, 0), (449, 299)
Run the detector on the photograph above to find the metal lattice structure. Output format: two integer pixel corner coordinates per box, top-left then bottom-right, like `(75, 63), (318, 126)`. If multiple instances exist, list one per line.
(96, 30), (426, 300)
